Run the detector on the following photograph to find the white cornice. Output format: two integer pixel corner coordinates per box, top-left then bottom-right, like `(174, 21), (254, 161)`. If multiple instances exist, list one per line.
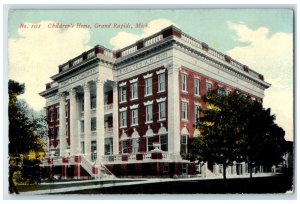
(130, 104), (139, 109)
(156, 69), (166, 75)
(119, 82), (127, 87)
(143, 73), (153, 79)
(129, 78), (138, 83)
(119, 107), (128, 112)
(143, 100), (153, 106)
(156, 97), (167, 103)
(181, 98), (189, 103)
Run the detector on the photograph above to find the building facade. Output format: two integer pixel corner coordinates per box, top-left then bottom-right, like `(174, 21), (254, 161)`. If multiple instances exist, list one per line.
(40, 26), (270, 179)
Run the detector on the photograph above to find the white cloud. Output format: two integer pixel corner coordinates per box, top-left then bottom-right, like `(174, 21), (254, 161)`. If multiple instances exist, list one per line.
(110, 19), (176, 50)
(226, 22), (293, 141)
(9, 21), (92, 111)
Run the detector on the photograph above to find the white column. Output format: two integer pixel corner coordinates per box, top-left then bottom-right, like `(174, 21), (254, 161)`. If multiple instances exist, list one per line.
(112, 82), (119, 155)
(213, 163), (219, 175)
(83, 82), (91, 159)
(167, 62), (180, 155)
(96, 79), (105, 160)
(69, 88), (78, 156)
(59, 93), (66, 157)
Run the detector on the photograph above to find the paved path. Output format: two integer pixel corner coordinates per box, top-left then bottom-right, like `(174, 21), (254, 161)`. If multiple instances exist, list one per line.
(20, 173), (280, 195)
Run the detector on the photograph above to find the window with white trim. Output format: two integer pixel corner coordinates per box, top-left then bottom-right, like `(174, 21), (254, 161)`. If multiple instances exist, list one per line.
(56, 107), (60, 120)
(120, 111), (127, 127)
(50, 110), (54, 122)
(122, 140), (128, 154)
(132, 138), (139, 154)
(182, 102), (188, 120)
(158, 73), (165, 92)
(81, 141), (85, 154)
(182, 164), (188, 174)
(181, 135), (188, 155)
(194, 78), (201, 96)
(91, 117), (97, 131)
(160, 134), (168, 151)
(56, 127), (59, 137)
(65, 124), (68, 138)
(119, 86), (127, 102)
(131, 109), (138, 126)
(158, 102), (166, 120)
(195, 105), (201, 122)
(146, 105), (153, 122)
(131, 82), (138, 99)
(91, 141), (97, 160)
(147, 136), (154, 152)
(81, 99), (84, 111)
(207, 82), (212, 93)
(49, 128), (54, 139)
(65, 105), (68, 118)
(80, 120), (84, 133)
(104, 138), (113, 155)
(145, 77), (152, 96)
(91, 95), (96, 109)
(181, 73), (188, 92)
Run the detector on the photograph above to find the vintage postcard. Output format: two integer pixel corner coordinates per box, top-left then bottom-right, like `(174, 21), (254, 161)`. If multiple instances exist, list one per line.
(6, 8), (294, 196)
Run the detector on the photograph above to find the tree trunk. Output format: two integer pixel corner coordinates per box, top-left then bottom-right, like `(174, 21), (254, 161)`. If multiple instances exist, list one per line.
(249, 162), (253, 179)
(222, 163), (227, 180)
(9, 166), (19, 194)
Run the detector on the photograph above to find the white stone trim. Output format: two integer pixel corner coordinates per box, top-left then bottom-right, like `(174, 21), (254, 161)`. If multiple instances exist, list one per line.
(130, 104), (139, 109)
(143, 100), (153, 106)
(181, 97), (189, 103)
(194, 102), (202, 106)
(143, 73), (153, 79)
(119, 82), (127, 87)
(156, 97), (167, 103)
(119, 107), (128, 112)
(156, 69), (166, 75)
(206, 79), (213, 84)
(129, 78), (138, 83)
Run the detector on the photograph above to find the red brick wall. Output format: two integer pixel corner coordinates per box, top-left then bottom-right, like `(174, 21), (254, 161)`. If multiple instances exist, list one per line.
(118, 66), (168, 154)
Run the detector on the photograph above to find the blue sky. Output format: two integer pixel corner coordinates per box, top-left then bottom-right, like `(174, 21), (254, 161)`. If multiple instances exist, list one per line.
(8, 9), (294, 141)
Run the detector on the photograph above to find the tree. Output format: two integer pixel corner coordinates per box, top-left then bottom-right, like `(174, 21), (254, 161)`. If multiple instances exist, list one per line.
(8, 80), (46, 193)
(190, 91), (286, 180)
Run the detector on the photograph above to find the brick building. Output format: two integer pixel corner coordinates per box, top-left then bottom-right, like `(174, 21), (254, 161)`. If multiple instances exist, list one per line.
(39, 25), (270, 179)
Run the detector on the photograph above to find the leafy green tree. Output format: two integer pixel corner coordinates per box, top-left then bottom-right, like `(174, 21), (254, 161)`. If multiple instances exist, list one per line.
(8, 80), (46, 193)
(190, 91), (286, 179)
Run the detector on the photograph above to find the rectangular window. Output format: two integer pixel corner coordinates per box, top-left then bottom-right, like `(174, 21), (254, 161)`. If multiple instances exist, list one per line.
(160, 134), (168, 151)
(65, 124), (68, 138)
(218, 87), (226, 95)
(122, 140), (128, 154)
(120, 111), (127, 127)
(181, 73), (188, 92)
(131, 82), (138, 99)
(207, 82), (212, 93)
(91, 95), (96, 109)
(49, 128), (54, 139)
(147, 137), (154, 152)
(195, 105), (201, 122)
(163, 165), (169, 173)
(91, 141), (97, 160)
(80, 120), (84, 133)
(50, 110), (54, 122)
(91, 117), (96, 131)
(131, 109), (138, 125)
(159, 102), (166, 120)
(181, 135), (188, 155)
(146, 105), (153, 122)
(145, 77), (153, 96)
(56, 108), (60, 120)
(65, 105), (68, 118)
(81, 99), (84, 111)
(119, 86), (127, 102)
(158, 73), (166, 92)
(182, 102), (188, 120)
(81, 141), (85, 154)
(194, 78), (201, 96)
(182, 164), (188, 174)
(132, 138), (139, 154)
(56, 127), (59, 137)
(104, 138), (113, 155)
